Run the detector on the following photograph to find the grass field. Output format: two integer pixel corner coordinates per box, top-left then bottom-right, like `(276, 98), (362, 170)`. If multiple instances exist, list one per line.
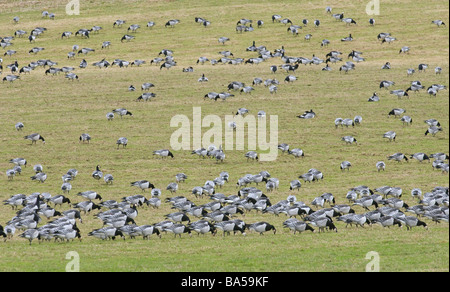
(0, 0), (448, 272)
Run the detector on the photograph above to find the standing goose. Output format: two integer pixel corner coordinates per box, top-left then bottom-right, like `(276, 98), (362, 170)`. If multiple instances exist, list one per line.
(24, 133), (45, 144)
(30, 172), (47, 183)
(92, 165), (103, 180)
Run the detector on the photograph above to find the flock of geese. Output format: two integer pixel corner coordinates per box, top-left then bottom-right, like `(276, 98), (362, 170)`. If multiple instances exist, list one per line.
(1, 5), (449, 245)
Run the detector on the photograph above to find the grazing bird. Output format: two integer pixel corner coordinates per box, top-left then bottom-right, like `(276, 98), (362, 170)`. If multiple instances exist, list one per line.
(341, 136), (357, 145)
(388, 108), (406, 117)
(116, 137), (128, 149)
(297, 109), (316, 119)
(376, 161), (386, 172)
(425, 126), (443, 136)
(248, 222), (276, 235)
(165, 19), (180, 28)
(383, 131), (396, 142)
(121, 35), (135, 42)
(153, 149), (174, 158)
(30, 172), (47, 183)
(410, 153), (430, 163)
(113, 108), (133, 118)
(388, 153), (409, 163)
(131, 180), (155, 192)
(24, 133), (45, 144)
(79, 133), (91, 143)
(432, 20), (446, 27)
(340, 161), (352, 171)
(390, 90), (408, 99)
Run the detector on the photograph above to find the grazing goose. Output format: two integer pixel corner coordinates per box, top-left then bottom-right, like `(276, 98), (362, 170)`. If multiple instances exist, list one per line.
(373, 216), (402, 228)
(104, 174), (114, 184)
(388, 153), (409, 163)
(79, 133), (91, 143)
(390, 90), (409, 99)
(425, 126), (443, 136)
(245, 151), (259, 161)
(15, 122), (24, 131)
(218, 37), (230, 45)
(130, 180), (155, 192)
(19, 229), (41, 245)
(214, 221), (246, 236)
(73, 201), (101, 214)
(383, 131), (396, 142)
(153, 149), (174, 158)
(341, 136), (357, 145)
(116, 137), (128, 149)
(340, 161), (352, 171)
(400, 115), (413, 125)
(77, 191), (102, 201)
(165, 19), (180, 28)
(289, 180), (302, 191)
(353, 197), (378, 211)
(432, 20), (446, 27)
(388, 108), (406, 117)
(399, 216), (428, 230)
(24, 133), (45, 144)
(163, 224), (191, 238)
(113, 108), (133, 118)
(121, 34), (135, 42)
(248, 222), (276, 235)
(283, 220), (315, 234)
(30, 172), (47, 183)
(309, 218), (337, 233)
(410, 153), (430, 163)
(376, 161), (386, 172)
(3, 75), (20, 83)
(288, 148), (304, 158)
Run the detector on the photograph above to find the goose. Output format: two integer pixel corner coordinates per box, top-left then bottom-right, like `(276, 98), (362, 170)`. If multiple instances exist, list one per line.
(30, 172), (47, 183)
(24, 133), (45, 144)
(340, 161), (352, 171)
(341, 136), (357, 145)
(153, 149), (174, 158)
(341, 34), (354, 42)
(418, 63), (428, 72)
(410, 153), (430, 163)
(245, 151), (258, 161)
(88, 227), (123, 240)
(196, 57), (209, 65)
(381, 36), (397, 44)
(130, 180), (154, 192)
(29, 47), (45, 55)
(425, 126), (443, 136)
(198, 74), (209, 82)
(19, 229), (41, 245)
(388, 153), (409, 163)
(432, 20), (446, 27)
(214, 221), (246, 236)
(424, 119), (441, 127)
(92, 165), (103, 180)
(411, 188), (423, 200)
(388, 108), (405, 117)
(373, 216), (402, 228)
(73, 201), (101, 214)
(3, 75), (20, 83)
(113, 108), (133, 118)
(309, 217), (337, 233)
(116, 137), (128, 149)
(399, 216), (428, 230)
(430, 153), (449, 161)
(297, 109), (316, 119)
(166, 182), (179, 194)
(390, 88), (408, 98)
(376, 161), (386, 172)
(48, 195), (71, 207)
(353, 197), (378, 211)
(165, 19), (180, 28)
(127, 24), (141, 33)
(248, 222), (276, 235)
(103, 174), (114, 185)
(218, 37), (230, 45)
(136, 92), (157, 102)
(314, 20), (320, 27)
(4, 50), (17, 57)
(163, 224), (191, 238)
(6, 169), (16, 180)
(288, 148), (304, 158)
(383, 131), (396, 142)
(121, 34), (135, 42)
(435, 66), (442, 74)
(400, 115), (413, 125)
(61, 182), (72, 194)
(235, 108), (249, 116)
(77, 191), (102, 201)
(289, 180), (302, 191)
